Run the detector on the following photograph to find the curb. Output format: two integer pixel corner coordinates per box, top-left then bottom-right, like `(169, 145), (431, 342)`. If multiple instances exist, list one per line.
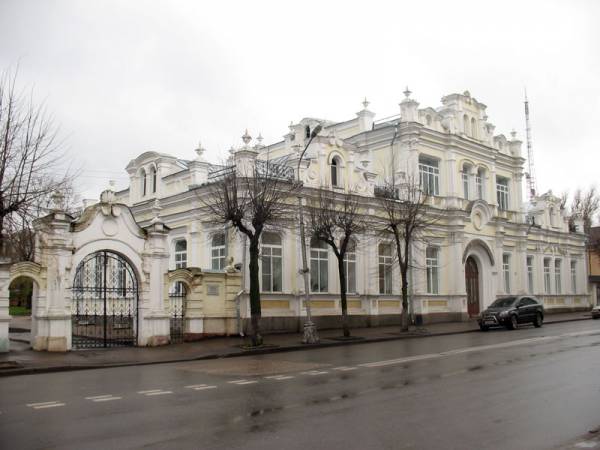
(0, 315), (592, 378)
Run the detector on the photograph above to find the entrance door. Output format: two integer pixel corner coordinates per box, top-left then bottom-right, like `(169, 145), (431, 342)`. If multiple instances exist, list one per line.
(72, 251), (138, 349)
(465, 256), (480, 317)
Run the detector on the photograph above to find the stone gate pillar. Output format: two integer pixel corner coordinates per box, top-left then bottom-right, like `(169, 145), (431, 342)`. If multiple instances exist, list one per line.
(0, 259), (11, 352)
(138, 219), (171, 346)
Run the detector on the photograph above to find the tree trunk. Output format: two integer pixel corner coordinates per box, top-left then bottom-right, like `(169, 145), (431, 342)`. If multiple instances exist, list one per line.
(337, 256), (350, 337)
(248, 237), (263, 346)
(400, 268), (409, 332)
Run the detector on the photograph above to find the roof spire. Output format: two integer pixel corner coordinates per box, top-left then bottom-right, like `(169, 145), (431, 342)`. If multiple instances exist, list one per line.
(362, 97), (370, 110)
(241, 129), (252, 146)
(403, 86), (412, 99)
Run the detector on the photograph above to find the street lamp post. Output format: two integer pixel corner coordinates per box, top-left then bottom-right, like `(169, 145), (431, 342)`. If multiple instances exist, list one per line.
(297, 124), (322, 344)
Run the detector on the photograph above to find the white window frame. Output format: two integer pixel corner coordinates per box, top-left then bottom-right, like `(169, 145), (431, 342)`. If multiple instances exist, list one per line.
(544, 258), (552, 294)
(343, 240), (357, 294)
(462, 172), (469, 200)
(527, 256), (534, 294)
(174, 239), (187, 269)
(310, 239), (329, 293)
(261, 232), (282, 293)
(419, 156), (439, 196)
(502, 253), (510, 293)
(378, 243), (393, 295)
(555, 259), (562, 294)
(476, 170), (484, 200)
(496, 177), (509, 211)
(426, 247), (439, 294)
(211, 233), (227, 270)
(571, 260), (577, 293)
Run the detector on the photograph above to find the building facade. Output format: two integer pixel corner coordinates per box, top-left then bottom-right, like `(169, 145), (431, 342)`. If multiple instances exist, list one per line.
(113, 89), (590, 331)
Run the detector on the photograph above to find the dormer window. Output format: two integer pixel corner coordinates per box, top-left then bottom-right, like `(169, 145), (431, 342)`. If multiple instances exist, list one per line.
(426, 115), (432, 126)
(141, 169), (147, 196)
(331, 156), (341, 187)
(463, 114), (469, 135)
(470, 118), (477, 139)
(151, 166), (157, 193)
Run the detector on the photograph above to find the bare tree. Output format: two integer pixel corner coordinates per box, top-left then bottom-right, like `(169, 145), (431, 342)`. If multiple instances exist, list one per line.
(199, 159), (298, 346)
(0, 68), (72, 255)
(570, 186), (600, 234)
(307, 188), (365, 337)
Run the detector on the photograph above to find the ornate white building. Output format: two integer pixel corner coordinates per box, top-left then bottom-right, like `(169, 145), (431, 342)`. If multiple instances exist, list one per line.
(115, 89), (589, 331)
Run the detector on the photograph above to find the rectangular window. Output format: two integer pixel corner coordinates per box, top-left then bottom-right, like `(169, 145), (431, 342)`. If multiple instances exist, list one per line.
(502, 254), (510, 293)
(496, 177), (509, 211)
(419, 157), (439, 196)
(571, 260), (577, 293)
(261, 246), (282, 292)
(544, 258), (551, 294)
(211, 233), (226, 270)
(462, 172), (469, 200)
(426, 247), (439, 294)
(555, 259), (562, 294)
(174, 240), (187, 269)
(378, 243), (393, 294)
(527, 256), (534, 294)
(343, 242), (356, 293)
(476, 174), (483, 199)
(310, 245), (328, 293)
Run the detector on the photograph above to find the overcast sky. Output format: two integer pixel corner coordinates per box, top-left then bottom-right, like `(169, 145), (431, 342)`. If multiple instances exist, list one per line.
(1, 0), (598, 201)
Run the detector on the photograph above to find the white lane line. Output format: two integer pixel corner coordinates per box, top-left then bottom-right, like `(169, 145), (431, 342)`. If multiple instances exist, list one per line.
(333, 366), (357, 371)
(301, 370), (329, 376)
(228, 380), (258, 385)
(185, 384), (217, 391)
(359, 330), (600, 369)
(264, 375), (295, 380)
(145, 390), (173, 396)
(27, 401), (65, 410)
(92, 396), (122, 402)
(137, 389), (163, 394)
(85, 395), (113, 400)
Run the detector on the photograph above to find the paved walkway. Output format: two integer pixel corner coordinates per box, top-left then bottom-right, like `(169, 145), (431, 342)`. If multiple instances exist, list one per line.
(1, 311), (594, 377)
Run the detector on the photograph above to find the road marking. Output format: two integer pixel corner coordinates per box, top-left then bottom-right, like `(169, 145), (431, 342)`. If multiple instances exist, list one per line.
(264, 375), (295, 380)
(27, 401), (65, 409)
(301, 370), (329, 376)
(333, 366), (357, 371)
(137, 389), (164, 394)
(440, 369), (468, 378)
(359, 330), (600, 369)
(145, 390), (173, 396)
(85, 395), (113, 400)
(185, 384), (217, 391)
(228, 379), (258, 385)
(92, 396), (122, 402)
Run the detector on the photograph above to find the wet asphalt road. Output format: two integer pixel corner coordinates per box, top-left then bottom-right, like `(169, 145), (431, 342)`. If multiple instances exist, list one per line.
(1, 320), (600, 450)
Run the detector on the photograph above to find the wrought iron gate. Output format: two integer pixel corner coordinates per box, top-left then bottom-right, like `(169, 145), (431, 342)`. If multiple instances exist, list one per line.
(168, 282), (186, 343)
(72, 251), (138, 349)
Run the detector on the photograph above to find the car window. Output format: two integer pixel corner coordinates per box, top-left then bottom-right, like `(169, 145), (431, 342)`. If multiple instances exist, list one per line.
(523, 298), (537, 306)
(490, 297), (517, 307)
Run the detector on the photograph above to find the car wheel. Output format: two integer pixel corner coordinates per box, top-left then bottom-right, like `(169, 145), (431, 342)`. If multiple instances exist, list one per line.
(507, 315), (518, 330)
(479, 324), (489, 331)
(533, 312), (543, 328)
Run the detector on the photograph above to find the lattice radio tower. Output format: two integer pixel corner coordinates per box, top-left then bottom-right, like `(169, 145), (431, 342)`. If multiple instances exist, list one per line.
(524, 89), (537, 199)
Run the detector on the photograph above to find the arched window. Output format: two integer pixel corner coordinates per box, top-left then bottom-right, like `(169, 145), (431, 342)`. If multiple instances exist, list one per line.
(462, 163), (471, 200)
(331, 156), (341, 187)
(151, 166), (157, 193)
(476, 167), (485, 200)
(174, 240), (187, 269)
(378, 243), (392, 294)
(463, 114), (469, 135)
(310, 236), (328, 293)
(140, 169), (147, 196)
(343, 239), (356, 293)
(549, 207), (556, 227)
(305, 125), (311, 139)
(470, 117), (477, 139)
(261, 232), (282, 292)
(425, 115), (432, 126)
(211, 233), (226, 270)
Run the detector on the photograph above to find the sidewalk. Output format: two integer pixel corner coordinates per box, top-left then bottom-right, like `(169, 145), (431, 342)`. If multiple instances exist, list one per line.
(1, 311), (593, 377)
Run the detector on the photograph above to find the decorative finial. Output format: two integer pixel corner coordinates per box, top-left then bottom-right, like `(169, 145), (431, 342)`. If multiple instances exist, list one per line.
(242, 129), (252, 146)
(51, 190), (66, 211)
(510, 129), (517, 140)
(289, 121), (295, 133)
(362, 97), (370, 110)
(257, 133), (263, 145)
(108, 179), (116, 191)
(403, 86), (412, 99)
(195, 140), (206, 159)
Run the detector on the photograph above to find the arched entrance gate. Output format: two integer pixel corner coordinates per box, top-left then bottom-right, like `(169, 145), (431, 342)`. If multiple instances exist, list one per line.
(72, 251), (138, 349)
